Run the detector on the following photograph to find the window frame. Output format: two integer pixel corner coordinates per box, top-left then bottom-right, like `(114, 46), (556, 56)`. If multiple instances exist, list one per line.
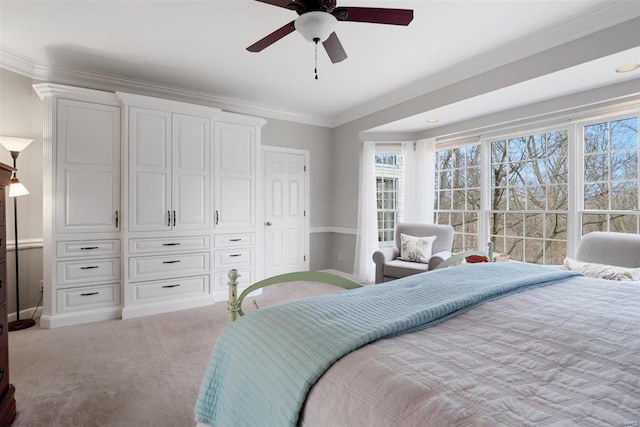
(374, 146), (404, 247)
(440, 108), (639, 263)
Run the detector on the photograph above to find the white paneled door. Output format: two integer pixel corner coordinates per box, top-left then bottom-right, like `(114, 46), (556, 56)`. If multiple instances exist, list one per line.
(264, 150), (308, 277)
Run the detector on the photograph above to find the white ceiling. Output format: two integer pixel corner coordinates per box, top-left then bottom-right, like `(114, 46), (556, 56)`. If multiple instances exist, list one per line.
(1, 0), (639, 130)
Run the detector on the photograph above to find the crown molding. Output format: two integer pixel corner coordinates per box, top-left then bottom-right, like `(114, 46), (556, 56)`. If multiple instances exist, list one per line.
(0, 47), (331, 128)
(329, 1), (640, 127)
(1, 1), (637, 130)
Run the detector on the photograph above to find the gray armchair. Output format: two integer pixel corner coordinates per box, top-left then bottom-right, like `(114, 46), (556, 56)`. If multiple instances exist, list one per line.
(372, 223), (454, 283)
(575, 231), (640, 268)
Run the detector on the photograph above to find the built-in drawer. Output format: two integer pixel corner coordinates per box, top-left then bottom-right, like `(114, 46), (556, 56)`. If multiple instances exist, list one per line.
(57, 239), (120, 258)
(214, 268), (254, 291)
(214, 233), (255, 248)
(57, 258), (120, 286)
(56, 283), (120, 313)
(133, 275), (209, 304)
(129, 252), (209, 282)
(129, 236), (210, 254)
(214, 248), (255, 269)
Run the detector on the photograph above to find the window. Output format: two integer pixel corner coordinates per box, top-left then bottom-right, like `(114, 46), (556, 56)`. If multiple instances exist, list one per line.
(582, 116), (639, 234)
(489, 129), (568, 265)
(434, 144), (480, 252)
(375, 154), (403, 245)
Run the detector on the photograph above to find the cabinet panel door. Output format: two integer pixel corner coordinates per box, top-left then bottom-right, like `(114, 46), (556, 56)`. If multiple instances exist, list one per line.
(56, 99), (120, 233)
(214, 122), (255, 229)
(129, 108), (172, 231)
(172, 114), (210, 230)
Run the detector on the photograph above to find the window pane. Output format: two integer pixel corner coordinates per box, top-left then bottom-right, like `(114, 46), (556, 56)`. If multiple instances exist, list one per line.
(611, 181), (637, 210)
(505, 238), (524, 261)
(490, 212), (505, 236)
(464, 212), (478, 234)
(610, 117), (638, 150)
(508, 137), (527, 162)
(611, 151), (637, 181)
(584, 122), (608, 153)
(525, 239), (544, 264)
(610, 213), (639, 234)
(584, 153), (608, 182)
(545, 240), (566, 265)
(435, 143), (481, 251)
(491, 140), (507, 164)
(505, 213), (523, 237)
(584, 183), (609, 210)
(582, 213), (607, 234)
(524, 213), (544, 238)
(546, 213), (567, 240)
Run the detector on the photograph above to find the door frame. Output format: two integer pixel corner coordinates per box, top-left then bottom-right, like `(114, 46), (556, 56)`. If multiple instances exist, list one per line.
(262, 145), (310, 275)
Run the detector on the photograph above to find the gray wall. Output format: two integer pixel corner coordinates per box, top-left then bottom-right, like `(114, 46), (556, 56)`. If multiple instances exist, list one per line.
(261, 118), (336, 271)
(0, 68), (339, 316)
(327, 17), (640, 275)
(0, 68), (44, 315)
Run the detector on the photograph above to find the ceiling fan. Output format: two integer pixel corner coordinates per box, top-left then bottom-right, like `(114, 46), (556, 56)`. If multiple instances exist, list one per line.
(247, 0), (414, 67)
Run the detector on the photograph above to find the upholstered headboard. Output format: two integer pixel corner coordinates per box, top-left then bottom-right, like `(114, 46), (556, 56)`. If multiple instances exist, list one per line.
(575, 232), (640, 268)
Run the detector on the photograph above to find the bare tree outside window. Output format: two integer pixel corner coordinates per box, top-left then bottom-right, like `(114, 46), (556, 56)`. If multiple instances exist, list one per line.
(434, 144), (481, 252)
(490, 130), (568, 265)
(583, 117), (639, 234)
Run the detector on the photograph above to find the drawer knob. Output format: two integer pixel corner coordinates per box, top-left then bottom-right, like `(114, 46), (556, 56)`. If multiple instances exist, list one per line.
(229, 254), (242, 257)
(80, 246), (99, 250)
(162, 284), (180, 289)
(162, 260), (181, 264)
(162, 243), (181, 246)
(229, 238), (242, 242)
(80, 266), (99, 270)
(81, 292), (99, 296)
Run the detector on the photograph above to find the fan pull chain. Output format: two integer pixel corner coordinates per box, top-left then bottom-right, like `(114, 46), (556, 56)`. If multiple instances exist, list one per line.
(314, 38), (319, 80)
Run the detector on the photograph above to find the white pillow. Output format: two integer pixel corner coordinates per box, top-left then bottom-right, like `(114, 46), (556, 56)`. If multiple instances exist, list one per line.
(563, 257), (640, 281)
(399, 234), (436, 264)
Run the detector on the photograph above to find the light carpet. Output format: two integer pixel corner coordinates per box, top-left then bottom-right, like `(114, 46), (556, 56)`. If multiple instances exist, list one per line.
(9, 282), (341, 427)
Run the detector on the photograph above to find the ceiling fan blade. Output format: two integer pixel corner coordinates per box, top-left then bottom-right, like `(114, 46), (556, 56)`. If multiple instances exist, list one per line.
(333, 7), (414, 26)
(254, 0), (295, 9)
(246, 21), (296, 52)
(322, 32), (347, 63)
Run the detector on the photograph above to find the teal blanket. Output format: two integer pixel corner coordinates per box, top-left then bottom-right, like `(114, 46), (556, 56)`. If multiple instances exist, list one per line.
(195, 262), (578, 426)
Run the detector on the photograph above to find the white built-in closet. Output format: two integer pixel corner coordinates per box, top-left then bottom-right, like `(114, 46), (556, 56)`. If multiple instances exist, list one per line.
(34, 84), (265, 328)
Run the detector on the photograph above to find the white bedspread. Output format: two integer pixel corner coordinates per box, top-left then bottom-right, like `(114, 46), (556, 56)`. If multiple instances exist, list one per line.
(299, 275), (639, 426)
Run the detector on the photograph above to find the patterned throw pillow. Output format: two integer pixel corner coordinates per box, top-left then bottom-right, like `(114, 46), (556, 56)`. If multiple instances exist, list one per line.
(563, 257), (640, 281)
(399, 234), (437, 264)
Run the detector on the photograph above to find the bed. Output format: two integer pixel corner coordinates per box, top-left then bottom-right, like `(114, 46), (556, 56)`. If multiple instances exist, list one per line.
(194, 262), (639, 426)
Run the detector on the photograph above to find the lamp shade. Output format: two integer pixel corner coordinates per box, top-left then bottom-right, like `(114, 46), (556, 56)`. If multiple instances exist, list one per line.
(294, 11), (337, 43)
(9, 176), (29, 197)
(0, 136), (33, 153)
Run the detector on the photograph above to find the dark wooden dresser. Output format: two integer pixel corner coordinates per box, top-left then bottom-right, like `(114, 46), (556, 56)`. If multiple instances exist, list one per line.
(0, 163), (15, 426)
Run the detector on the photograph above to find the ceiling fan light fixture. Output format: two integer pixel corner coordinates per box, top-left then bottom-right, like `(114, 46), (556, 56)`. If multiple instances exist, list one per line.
(294, 11), (337, 43)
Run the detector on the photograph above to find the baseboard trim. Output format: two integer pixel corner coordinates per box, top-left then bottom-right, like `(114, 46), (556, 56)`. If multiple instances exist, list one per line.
(320, 269), (360, 283)
(39, 307), (121, 329)
(310, 227), (356, 235)
(8, 306), (44, 323)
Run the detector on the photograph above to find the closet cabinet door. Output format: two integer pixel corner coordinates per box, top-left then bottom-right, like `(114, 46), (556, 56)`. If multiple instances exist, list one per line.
(214, 122), (256, 229)
(56, 99), (120, 233)
(172, 114), (210, 230)
(129, 108), (172, 232)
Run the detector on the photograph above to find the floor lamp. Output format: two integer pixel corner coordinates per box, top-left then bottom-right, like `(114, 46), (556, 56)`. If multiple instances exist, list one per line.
(0, 136), (35, 331)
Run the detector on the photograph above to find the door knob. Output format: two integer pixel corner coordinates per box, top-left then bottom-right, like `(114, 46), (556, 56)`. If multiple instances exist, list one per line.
(265, 221), (272, 226)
